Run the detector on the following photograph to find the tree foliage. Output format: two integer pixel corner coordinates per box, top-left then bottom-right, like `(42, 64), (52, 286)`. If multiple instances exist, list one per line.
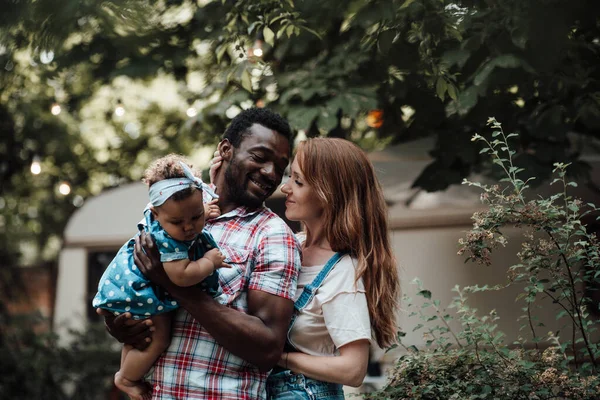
(0, 0), (598, 264)
(0, 1), (598, 395)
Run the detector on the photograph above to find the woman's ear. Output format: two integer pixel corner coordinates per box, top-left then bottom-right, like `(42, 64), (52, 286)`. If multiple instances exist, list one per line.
(150, 206), (159, 219)
(218, 139), (233, 162)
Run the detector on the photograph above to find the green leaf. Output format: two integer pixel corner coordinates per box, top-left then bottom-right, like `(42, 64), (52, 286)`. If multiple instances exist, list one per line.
(436, 78), (447, 101)
(378, 29), (396, 54)
(473, 60), (496, 86)
(442, 49), (471, 69)
(287, 106), (320, 130)
(494, 54), (522, 68)
(456, 86), (479, 115)
(473, 54), (530, 86)
(447, 84), (458, 101)
(215, 44), (228, 64)
(247, 21), (260, 35)
(263, 26), (275, 46)
(418, 290), (432, 299)
(556, 309), (568, 320)
(286, 24), (295, 38)
(300, 26), (322, 39)
(400, 0), (417, 9)
(276, 26), (286, 39)
(241, 69), (252, 92)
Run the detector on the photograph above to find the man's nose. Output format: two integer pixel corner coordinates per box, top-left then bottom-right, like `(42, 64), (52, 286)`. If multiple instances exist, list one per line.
(261, 163), (278, 182)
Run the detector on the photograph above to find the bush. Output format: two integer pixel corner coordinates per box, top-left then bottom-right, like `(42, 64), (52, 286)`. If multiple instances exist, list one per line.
(368, 118), (600, 399)
(0, 312), (122, 400)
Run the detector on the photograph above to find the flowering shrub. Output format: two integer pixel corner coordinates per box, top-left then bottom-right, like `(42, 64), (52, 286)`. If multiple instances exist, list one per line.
(367, 118), (600, 399)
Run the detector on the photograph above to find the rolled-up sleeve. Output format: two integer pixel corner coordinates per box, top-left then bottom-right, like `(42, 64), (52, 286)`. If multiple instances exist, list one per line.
(248, 220), (301, 300)
(323, 291), (372, 348)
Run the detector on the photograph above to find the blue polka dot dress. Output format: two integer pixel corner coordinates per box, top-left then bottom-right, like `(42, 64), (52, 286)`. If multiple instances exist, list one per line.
(92, 209), (221, 319)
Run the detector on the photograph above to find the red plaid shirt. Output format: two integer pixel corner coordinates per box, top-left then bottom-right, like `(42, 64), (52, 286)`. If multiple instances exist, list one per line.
(148, 192), (301, 399)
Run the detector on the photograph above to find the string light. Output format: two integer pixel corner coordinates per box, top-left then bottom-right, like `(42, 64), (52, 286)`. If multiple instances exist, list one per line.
(249, 39), (263, 58)
(51, 103), (61, 115)
(58, 181), (71, 196)
(40, 50), (54, 64)
(186, 106), (198, 118)
(253, 47), (263, 58)
(30, 156), (41, 175)
(114, 99), (125, 117)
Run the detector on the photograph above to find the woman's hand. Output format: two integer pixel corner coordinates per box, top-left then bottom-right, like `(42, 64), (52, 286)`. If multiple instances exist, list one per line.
(134, 230), (172, 289)
(278, 340), (370, 387)
(96, 308), (154, 350)
(208, 150), (222, 184)
(276, 352), (290, 370)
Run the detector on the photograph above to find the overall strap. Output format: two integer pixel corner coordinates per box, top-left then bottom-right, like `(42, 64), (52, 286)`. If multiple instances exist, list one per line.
(294, 252), (345, 312)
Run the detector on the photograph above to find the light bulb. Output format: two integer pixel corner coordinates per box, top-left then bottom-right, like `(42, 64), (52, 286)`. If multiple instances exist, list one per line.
(186, 107), (198, 118)
(114, 105), (125, 117)
(51, 103), (61, 115)
(249, 39), (264, 58)
(59, 182), (71, 195)
(30, 156), (41, 175)
(40, 50), (54, 64)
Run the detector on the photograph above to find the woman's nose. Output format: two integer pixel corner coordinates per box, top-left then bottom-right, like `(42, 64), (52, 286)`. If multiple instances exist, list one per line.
(280, 183), (290, 194)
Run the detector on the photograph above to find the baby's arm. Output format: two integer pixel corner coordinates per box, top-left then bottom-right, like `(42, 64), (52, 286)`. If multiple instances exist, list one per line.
(163, 248), (230, 287)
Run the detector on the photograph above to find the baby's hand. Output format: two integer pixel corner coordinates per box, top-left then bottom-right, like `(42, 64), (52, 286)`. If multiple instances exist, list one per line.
(204, 199), (221, 220)
(209, 150), (222, 184)
(205, 248), (231, 269)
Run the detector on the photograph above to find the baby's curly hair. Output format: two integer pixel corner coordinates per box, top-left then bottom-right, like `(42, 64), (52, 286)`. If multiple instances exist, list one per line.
(143, 154), (202, 202)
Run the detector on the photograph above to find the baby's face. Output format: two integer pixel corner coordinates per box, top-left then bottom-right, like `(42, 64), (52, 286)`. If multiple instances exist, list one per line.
(153, 189), (205, 242)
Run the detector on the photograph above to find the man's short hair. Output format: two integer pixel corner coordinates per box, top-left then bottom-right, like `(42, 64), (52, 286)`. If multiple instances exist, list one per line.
(222, 108), (293, 148)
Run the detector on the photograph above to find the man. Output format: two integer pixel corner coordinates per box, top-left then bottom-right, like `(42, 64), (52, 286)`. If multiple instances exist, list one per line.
(100, 108), (301, 399)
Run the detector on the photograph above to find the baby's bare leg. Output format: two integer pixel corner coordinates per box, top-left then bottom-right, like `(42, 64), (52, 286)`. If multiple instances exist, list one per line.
(114, 313), (172, 400)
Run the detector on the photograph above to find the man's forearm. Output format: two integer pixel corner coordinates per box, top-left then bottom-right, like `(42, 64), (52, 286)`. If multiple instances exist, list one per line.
(169, 285), (292, 371)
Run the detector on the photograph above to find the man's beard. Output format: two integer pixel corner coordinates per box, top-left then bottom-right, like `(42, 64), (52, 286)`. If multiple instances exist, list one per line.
(224, 158), (265, 209)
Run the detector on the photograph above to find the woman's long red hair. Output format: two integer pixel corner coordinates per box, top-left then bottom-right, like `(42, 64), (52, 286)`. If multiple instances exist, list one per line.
(296, 138), (400, 348)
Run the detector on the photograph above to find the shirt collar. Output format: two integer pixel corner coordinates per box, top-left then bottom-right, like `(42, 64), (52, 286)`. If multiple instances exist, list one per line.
(203, 184), (266, 220)
(211, 205), (264, 220)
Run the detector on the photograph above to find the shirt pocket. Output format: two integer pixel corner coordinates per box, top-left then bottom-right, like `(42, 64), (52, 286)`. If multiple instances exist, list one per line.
(217, 245), (251, 301)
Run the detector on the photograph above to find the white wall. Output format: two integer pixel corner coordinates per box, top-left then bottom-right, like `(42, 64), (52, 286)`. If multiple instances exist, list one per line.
(53, 247), (88, 345)
(375, 220), (597, 370)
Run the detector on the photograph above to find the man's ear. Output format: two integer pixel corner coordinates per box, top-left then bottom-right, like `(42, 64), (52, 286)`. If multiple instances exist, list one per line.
(218, 139), (234, 162)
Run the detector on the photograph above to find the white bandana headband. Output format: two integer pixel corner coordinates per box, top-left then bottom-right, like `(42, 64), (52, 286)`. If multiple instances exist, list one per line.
(148, 161), (218, 206)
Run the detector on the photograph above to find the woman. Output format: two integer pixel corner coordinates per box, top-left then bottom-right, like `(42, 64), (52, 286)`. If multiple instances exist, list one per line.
(213, 137), (400, 399)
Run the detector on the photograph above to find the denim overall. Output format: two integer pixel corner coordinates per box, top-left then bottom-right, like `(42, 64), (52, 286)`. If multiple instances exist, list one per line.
(267, 252), (346, 400)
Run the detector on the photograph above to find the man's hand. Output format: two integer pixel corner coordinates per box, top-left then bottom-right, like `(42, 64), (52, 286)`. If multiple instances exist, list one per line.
(96, 308), (154, 350)
(134, 230), (172, 289)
